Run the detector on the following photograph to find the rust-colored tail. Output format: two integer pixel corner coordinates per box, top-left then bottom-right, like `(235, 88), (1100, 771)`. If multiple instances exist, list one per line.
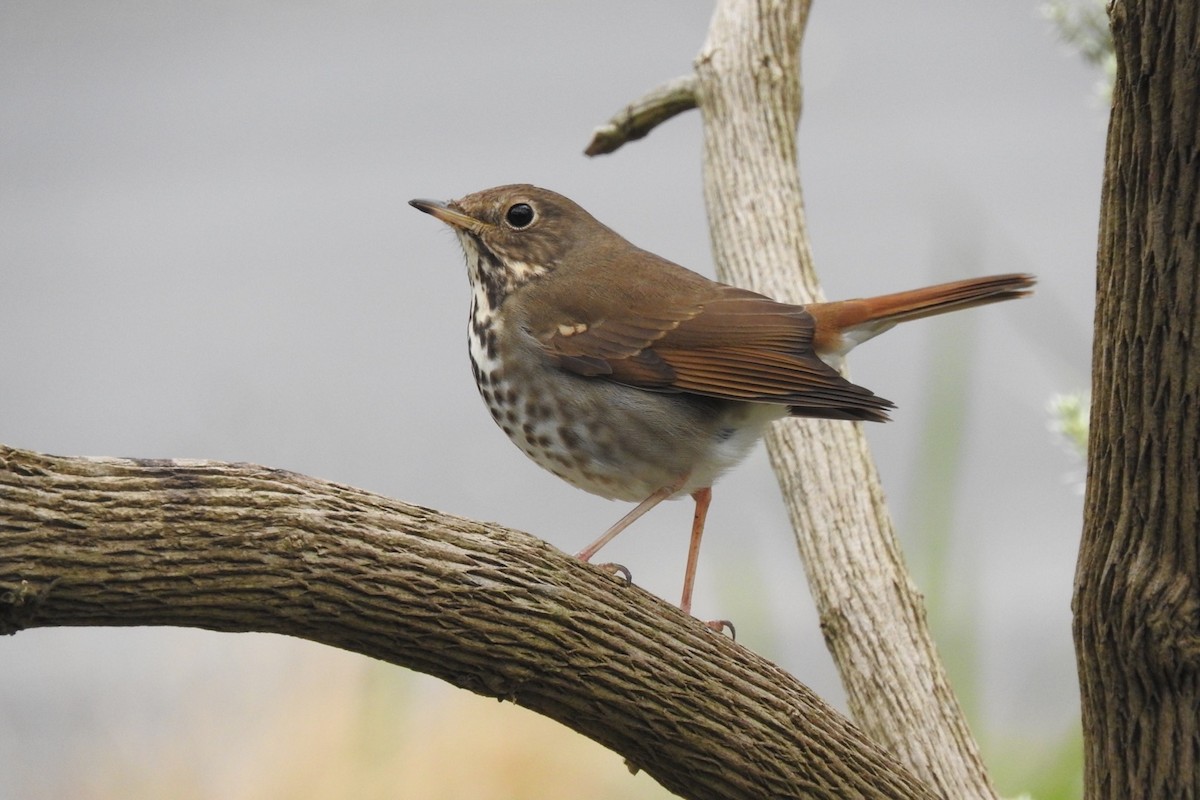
(809, 273), (1035, 358)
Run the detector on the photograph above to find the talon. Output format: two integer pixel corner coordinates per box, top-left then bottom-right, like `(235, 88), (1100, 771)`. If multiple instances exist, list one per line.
(596, 562), (633, 583)
(705, 619), (735, 639)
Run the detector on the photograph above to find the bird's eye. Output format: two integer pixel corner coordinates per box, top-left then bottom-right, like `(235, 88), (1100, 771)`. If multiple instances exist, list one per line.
(504, 203), (536, 229)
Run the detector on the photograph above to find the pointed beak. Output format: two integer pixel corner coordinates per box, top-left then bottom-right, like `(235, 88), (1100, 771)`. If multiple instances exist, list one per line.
(409, 198), (488, 235)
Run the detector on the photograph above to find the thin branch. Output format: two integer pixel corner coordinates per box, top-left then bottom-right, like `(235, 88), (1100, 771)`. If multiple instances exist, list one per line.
(584, 76), (697, 156)
(0, 444), (935, 800)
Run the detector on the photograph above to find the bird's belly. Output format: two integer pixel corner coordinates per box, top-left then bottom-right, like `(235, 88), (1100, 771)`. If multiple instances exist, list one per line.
(474, 359), (785, 502)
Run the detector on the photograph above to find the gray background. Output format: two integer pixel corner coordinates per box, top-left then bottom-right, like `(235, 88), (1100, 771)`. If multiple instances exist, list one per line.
(2, 3), (1100, 796)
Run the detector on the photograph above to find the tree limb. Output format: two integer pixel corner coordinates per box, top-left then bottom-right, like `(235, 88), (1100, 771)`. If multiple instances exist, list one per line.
(0, 444), (936, 800)
(580, 1), (994, 792)
(584, 76), (698, 156)
(690, 0), (996, 796)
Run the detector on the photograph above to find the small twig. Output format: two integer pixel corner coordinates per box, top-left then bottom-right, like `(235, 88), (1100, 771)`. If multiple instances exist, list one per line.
(584, 76), (698, 156)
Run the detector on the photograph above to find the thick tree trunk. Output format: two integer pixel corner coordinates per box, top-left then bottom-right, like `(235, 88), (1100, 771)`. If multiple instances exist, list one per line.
(1074, 1), (1200, 797)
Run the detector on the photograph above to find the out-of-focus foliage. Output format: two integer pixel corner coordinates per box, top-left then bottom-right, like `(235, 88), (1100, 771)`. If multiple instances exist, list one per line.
(1042, 0), (1116, 100)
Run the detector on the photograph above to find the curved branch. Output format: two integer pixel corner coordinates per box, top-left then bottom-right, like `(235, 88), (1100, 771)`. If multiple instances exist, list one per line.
(584, 76), (698, 156)
(0, 445), (935, 800)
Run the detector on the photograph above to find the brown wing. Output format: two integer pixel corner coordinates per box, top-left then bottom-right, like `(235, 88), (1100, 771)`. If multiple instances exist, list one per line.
(528, 275), (892, 422)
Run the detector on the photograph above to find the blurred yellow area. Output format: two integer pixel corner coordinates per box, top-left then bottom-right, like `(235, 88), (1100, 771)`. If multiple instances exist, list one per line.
(75, 640), (677, 800)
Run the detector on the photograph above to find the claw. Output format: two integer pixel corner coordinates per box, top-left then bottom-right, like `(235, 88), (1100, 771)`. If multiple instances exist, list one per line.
(596, 562), (633, 584)
(704, 619), (735, 639)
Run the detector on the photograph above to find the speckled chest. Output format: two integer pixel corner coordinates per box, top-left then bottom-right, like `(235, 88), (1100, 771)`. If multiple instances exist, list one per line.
(458, 234), (611, 494)
(467, 288), (622, 497)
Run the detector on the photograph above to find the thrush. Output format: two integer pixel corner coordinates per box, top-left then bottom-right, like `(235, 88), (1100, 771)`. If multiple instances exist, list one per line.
(411, 184), (1034, 622)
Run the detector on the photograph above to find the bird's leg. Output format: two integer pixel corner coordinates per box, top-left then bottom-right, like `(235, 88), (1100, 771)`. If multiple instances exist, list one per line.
(679, 487), (712, 616)
(680, 488), (734, 636)
(575, 476), (687, 562)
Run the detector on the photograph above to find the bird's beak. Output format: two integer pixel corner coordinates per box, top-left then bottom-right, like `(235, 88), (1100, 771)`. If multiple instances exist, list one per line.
(409, 198), (488, 235)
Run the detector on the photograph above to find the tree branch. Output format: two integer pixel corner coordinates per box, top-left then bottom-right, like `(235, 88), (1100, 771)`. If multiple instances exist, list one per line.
(690, 1), (995, 796)
(580, 1), (993, 793)
(584, 76), (698, 156)
(0, 444), (935, 800)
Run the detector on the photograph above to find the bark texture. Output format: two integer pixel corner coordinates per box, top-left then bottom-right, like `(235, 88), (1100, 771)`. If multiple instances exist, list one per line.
(1074, 1), (1200, 797)
(692, 1), (994, 796)
(585, 76), (698, 156)
(0, 445), (936, 800)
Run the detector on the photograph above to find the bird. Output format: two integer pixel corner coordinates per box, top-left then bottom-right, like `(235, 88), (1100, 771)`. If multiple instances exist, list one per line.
(410, 184), (1034, 623)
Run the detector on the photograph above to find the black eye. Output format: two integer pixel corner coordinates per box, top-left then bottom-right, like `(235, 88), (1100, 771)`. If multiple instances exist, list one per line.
(504, 203), (535, 229)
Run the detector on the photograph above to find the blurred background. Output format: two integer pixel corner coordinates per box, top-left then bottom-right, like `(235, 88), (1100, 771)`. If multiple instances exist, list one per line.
(1, 2), (1102, 798)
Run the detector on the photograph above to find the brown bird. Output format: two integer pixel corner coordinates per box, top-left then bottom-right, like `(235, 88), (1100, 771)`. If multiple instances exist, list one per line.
(411, 185), (1034, 622)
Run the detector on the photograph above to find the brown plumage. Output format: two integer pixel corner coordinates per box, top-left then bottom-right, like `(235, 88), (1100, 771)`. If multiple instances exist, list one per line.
(411, 184), (1035, 624)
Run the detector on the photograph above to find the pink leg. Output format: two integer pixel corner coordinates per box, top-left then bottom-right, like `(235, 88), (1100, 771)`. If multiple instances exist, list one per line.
(679, 487), (712, 616)
(575, 479), (682, 562)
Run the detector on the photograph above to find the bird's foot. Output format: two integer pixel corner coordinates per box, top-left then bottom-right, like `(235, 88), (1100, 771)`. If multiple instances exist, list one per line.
(704, 618), (736, 639)
(594, 562), (633, 584)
